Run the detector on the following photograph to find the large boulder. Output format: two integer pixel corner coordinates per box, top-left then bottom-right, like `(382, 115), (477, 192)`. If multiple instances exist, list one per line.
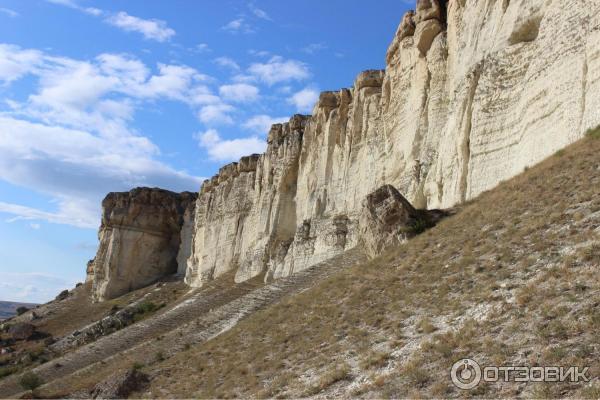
(8, 323), (36, 341)
(359, 185), (443, 258)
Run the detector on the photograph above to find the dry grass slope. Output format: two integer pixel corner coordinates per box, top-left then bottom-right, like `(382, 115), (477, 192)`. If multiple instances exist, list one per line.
(137, 132), (600, 399)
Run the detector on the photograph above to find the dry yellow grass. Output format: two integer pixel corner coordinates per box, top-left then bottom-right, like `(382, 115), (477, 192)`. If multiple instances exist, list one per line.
(135, 133), (600, 398)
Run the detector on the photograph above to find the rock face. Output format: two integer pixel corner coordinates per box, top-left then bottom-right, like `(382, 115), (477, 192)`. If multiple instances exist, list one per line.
(90, 188), (197, 301)
(181, 0), (600, 289)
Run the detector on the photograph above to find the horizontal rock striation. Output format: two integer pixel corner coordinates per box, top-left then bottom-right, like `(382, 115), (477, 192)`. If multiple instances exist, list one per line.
(90, 188), (197, 301)
(183, 0), (600, 288)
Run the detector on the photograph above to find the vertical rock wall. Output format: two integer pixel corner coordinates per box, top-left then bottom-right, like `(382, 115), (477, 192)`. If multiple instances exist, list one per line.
(183, 0), (600, 288)
(90, 188), (197, 301)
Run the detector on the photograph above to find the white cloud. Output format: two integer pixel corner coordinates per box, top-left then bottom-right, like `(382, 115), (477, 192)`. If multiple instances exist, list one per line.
(195, 43), (211, 53)
(84, 7), (102, 16)
(213, 57), (240, 71)
(46, 0), (101, 16)
(0, 8), (19, 18)
(0, 45), (206, 229)
(243, 115), (288, 135)
(288, 87), (319, 113)
(219, 83), (259, 103)
(45, 1), (173, 41)
(248, 49), (271, 58)
(0, 272), (78, 303)
(106, 11), (175, 42)
(302, 43), (328, 54)
(198, 104), (235, 125)
(0, 116), (202, 228)
(248, 56), (310, 86)
(0, 44), (43, 84)
(195, 129), (266, 162)
(221, 18), (254, 34)
(249, 4), (271, 21)
(46, 0), (79, 8)
(29, 223), (41, 230)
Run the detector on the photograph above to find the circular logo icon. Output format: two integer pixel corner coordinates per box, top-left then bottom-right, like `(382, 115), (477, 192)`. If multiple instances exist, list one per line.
(451, 359), (482, 390)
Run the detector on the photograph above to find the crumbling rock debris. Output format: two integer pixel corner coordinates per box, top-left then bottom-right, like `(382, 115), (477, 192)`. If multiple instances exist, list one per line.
(90, 369), (149, 399)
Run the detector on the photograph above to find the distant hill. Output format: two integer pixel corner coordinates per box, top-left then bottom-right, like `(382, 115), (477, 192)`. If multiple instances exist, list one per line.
(0, 301), (39, 320)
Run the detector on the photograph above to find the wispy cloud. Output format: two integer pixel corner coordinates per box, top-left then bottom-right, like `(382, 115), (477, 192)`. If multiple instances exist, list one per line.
(213, 56), (240, 71)
(243, 115), (289, 135)
(249, 3), (272, 21)
(219, 83), (259, 103)
(106, 12), (175, 42)
(46, 1), (175, 42)
(221, 18), (255, 34)
(46, 0), (103, 16)
(0, 8), (19, 18)
(302, 42), (328, 55)
(197, 104), (235, 125)
(0, 271), (79, 303)
(195, 129), (266, 162)
(195, 43), (211, 53)
(288, 86), (320, 113)
(248, 56), (310, 86)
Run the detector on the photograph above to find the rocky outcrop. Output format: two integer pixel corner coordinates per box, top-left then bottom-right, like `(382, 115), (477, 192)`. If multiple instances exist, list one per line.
(185, 116), (308, 286)
(90, 369), (149, 399)
(90, 188), (197, 301)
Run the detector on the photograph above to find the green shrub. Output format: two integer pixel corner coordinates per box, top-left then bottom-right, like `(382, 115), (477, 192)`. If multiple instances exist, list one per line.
(0, 367), (16, 379)
(132, 301), (164, 322)
(586, 126), (600, 140)
(16, 307), (29, 316)
(136, 301), (159, 314)
(132, 362), (144, 371)
(19, 372), (43, 391)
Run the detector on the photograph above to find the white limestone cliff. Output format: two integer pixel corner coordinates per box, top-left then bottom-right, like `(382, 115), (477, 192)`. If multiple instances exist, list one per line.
(182, 0), (600, 288)
(90, 188), (197, 301)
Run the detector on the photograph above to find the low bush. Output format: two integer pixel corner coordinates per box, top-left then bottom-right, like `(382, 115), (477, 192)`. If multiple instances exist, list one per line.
(15, 307), (29, 316)
(19, 372), (43, 391)
(586, 126), (600, 140)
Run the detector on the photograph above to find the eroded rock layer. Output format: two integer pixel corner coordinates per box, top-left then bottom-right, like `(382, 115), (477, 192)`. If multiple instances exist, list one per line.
(183, 0), (600, 288)
(91, 188), (197, 301)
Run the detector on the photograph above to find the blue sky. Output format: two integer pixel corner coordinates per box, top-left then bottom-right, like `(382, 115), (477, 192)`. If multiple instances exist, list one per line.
(0, 0), (411, 303)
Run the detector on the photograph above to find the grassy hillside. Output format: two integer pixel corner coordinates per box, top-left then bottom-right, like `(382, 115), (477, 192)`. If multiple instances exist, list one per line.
(136, 130), (600, 398)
